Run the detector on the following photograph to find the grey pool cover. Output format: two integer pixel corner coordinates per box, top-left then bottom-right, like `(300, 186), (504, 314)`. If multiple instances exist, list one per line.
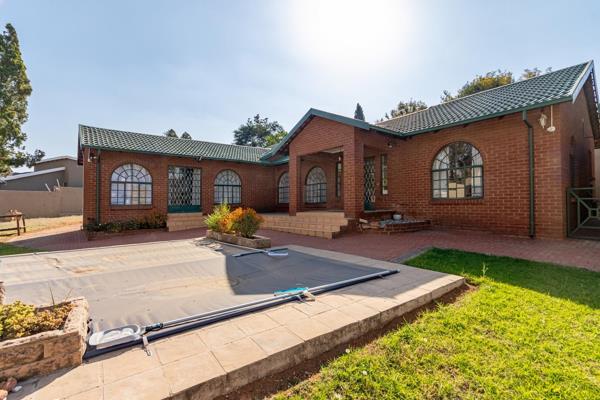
(3, 242), (388, 331)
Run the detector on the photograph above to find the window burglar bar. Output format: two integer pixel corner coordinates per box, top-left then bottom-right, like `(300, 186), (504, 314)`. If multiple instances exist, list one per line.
(214, 184), (241, 204)
(305, 183), (327, 204)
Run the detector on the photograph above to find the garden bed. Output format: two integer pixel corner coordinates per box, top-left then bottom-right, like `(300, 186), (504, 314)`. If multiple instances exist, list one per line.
(206, 229), (271, 248)
(85, 227), (167, 241)
(0, 297), (89, 380)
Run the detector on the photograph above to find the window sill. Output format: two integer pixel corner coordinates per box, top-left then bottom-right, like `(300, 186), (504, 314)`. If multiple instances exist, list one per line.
(430, 198), (484, 205)
(110, 205), (153, 211)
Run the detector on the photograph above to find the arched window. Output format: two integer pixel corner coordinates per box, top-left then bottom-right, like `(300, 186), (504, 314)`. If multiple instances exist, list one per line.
(110, 164), (152, 205)
(432, 142), (482, 199)
(214, 170), (241, 204)
(305, 167), (327, 204)
(278, 172), (289, 204)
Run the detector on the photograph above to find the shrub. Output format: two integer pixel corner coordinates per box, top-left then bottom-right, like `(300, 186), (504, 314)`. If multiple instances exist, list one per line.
(230, 207), (263, 238)
(84, 213), (167, 233)
(0, 301), (72, 341)
(205, 203), (232, 233)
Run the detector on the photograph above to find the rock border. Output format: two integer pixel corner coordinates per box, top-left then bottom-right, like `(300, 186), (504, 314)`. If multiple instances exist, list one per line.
(0, 297), (89, 381)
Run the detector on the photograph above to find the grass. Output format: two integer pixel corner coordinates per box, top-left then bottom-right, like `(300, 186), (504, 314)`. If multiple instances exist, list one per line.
(0, 215), (81, 255)
(273, 249), (600, 400)
(0, 243), (43, 256)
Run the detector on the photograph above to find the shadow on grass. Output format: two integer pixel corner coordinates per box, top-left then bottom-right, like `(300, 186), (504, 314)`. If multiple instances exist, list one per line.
(406, 248), (600, 309)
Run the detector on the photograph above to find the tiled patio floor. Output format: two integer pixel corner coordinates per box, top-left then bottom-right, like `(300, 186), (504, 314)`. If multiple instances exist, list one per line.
(8, 226), (600, 271)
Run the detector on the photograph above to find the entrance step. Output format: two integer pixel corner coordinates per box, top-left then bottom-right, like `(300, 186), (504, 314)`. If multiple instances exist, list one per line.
(260, 212), (350, 239)
(167, 213), (206, 232)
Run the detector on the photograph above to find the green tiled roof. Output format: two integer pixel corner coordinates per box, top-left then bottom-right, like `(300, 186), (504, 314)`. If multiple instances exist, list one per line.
(79, 125), (274, 164)
(376, 61), (595, 135)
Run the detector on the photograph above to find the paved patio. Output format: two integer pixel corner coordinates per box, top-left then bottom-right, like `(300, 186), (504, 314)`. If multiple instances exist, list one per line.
(8, 226), (600, 271)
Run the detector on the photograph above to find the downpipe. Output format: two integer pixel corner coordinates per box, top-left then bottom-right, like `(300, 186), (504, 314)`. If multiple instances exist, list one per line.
(522, 111), (535, 238)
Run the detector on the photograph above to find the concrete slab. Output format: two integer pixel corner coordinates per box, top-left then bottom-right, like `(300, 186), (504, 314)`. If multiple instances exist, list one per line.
(13, 244), (465, 400)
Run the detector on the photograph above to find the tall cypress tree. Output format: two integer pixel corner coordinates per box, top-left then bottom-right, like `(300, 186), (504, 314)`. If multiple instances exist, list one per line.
(0, 23), (43, 175)
(354, 103), (365, 121)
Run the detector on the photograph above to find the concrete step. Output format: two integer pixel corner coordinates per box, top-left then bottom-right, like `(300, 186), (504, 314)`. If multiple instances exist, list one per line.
(167, 213), (206, 232)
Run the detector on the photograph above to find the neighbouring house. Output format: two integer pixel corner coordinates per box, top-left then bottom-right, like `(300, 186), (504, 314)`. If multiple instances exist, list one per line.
(0, 156), (83, 191)
(78, 61), (600, 239)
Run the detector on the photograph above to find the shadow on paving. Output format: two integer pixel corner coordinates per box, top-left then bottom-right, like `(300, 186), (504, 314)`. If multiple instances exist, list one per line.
(406, 248), (600, 309)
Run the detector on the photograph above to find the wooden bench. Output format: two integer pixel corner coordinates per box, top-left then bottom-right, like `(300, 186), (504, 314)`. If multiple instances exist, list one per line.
(0, 213), (27, 236)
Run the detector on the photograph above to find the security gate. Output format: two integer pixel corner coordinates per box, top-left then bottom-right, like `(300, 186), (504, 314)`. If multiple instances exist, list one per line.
(168, 166), (201, 213)
(567, 187), (600, 240)
(364, 157), (375, 210)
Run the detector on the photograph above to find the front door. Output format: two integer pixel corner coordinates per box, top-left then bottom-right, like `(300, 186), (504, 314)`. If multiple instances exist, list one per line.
(364, 157), (375, 210)
(168, 166), (201, 212)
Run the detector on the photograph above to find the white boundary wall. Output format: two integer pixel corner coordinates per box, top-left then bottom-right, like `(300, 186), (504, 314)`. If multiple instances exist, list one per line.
(0, 187), (82, 217)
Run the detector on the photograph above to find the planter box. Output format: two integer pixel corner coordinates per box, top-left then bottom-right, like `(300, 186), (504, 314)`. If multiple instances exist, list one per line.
(0, 297), (89, 381)
(85, 227), (167, 241)
(206, 230), (271, 249)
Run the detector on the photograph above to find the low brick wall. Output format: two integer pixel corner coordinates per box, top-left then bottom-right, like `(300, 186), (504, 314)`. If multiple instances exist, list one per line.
(0, 297), (89, 380)
(206, 230), (271, 248)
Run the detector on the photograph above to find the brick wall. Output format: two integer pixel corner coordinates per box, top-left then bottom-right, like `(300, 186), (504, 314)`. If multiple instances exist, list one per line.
(82, 149), (283, 225)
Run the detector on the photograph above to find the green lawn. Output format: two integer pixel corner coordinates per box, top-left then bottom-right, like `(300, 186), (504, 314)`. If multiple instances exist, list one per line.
(274, 249), (600, 400)
(0, 243), (42, 256)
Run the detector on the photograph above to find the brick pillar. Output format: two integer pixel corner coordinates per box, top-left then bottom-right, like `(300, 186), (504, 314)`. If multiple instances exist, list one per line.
(288, 154), (299, 216)
(343, 132), (364, 218)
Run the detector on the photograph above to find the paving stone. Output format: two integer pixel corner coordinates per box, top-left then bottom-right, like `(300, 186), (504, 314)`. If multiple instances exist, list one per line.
(101, 348), (161, 384)
(154, 332), (207, 365)
(282, 318), (330, 341)
(293, 300), (333, 316)
(104, 367), (170, 400)
(64, 387), (103, 400)
(162, 351), (224, 394)
(25, 361), (102, 400)
(265, 305), (309, 325)
(211, 338), (268, 372)
(317, 293), (356, 308)
(197, 321), (246, 348)
(251, 326), (304, 355)
(234, 313), (279, 336)
(311, 309), (357, 330)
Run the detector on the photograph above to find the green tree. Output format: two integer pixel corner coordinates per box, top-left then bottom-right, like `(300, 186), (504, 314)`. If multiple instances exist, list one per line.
(380, 99), (427, 121)
(264, 130), (286, 147)
(521, 67), (552, 80)
(164, 129), (178, 138)
(354, 103), (365, 121)
(0, 23), (43, 175)
(233, 114), (286, 147)
(180, 131), (192, 139)
(441, 70), (514, 102)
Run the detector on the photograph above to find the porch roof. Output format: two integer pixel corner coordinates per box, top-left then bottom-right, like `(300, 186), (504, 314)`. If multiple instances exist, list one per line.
(78, 125), (287, 165)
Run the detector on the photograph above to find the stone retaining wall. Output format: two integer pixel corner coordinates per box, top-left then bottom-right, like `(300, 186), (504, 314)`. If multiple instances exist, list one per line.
(0, 297), (89, 380)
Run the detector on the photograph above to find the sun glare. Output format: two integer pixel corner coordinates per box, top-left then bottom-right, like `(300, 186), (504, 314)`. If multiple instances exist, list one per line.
(284, 0), (410, 76)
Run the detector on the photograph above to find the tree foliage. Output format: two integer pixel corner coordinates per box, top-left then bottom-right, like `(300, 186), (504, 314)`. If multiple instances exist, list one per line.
(0, 23), (43, 175)
(233, 114), (286, 147)
(180, 131), (192, 139)
(441, 70), (514, 102)
(354, 103), (365, 121)
(164, 129), (178, 138)
(440, 67), (552, 102)
(380, 99), (427, 121)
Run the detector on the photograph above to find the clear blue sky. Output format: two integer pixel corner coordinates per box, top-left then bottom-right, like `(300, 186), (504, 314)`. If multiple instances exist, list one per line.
(1, 0), (598, 164)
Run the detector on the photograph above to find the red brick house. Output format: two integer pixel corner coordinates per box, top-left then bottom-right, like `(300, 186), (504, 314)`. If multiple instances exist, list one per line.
(78, 61), (600, 239)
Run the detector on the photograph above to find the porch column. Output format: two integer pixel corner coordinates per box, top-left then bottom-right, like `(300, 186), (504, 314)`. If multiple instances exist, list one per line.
(342, 135), (364, 218)
(288, 154), (299, 216)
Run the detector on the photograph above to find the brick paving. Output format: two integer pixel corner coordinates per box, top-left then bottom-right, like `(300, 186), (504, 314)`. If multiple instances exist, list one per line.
(8, 226), (600, 271)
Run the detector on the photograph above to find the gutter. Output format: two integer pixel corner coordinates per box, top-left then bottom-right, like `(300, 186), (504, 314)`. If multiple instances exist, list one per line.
(522, 111), (535, 238)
